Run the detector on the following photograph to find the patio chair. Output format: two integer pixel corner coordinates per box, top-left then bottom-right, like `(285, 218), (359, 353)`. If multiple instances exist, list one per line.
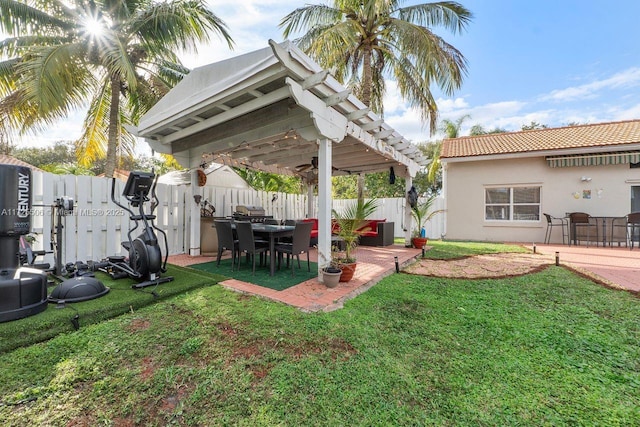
(214, 220), (239, 271)
(275, 221), (313, 276)
(264, 218), (281, 225)
(568, 212), (598, 247)
(609, 216), (630, 247)
(627, 212), (640, 249)
(543, 213), (569, 244)
(278, 219), (299, 244)
(235, 221), (269, 274)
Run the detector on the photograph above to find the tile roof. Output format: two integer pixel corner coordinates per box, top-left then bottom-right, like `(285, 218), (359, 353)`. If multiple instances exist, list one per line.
(441, 119), (640, 159)
(0, 154), (43, 171)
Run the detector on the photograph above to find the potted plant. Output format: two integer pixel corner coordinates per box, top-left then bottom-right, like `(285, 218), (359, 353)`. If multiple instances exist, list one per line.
(331, 198), (378, 281)
(410, 193), (444, 249)
(321, 260), (342, 288)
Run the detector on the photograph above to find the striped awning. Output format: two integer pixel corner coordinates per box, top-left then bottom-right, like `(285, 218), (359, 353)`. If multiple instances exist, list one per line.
(546, 151), (640, 168)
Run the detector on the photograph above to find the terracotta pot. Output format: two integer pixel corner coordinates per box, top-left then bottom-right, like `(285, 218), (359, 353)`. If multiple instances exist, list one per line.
(412, 237), (428, 249)
(339, 262), (357, 282)
(322, 267), (342, 288)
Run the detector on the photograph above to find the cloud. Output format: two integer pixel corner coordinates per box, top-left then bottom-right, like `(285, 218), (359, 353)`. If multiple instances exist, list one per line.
(540, 67), (640, 102)
(179, 1), (305, 67)
(611, 103), (640, 121)
(436, 97), (470, 113)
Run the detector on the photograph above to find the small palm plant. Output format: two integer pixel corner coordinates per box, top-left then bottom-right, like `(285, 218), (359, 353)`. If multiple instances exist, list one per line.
(332, 198), (378, 263)
(411, 194), (444, 238)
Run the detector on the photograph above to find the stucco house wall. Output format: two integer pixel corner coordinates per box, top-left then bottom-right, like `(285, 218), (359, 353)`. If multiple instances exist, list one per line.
(441, 119), (640, 244)
(444, 156), (638, 243)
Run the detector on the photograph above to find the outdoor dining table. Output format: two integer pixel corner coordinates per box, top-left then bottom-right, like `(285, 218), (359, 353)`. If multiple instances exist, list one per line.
(568, 215), (627, 246)
(236, 223), (295, 276)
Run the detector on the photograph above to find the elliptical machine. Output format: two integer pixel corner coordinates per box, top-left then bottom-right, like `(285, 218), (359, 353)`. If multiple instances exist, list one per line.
(96, 171), (173, 289)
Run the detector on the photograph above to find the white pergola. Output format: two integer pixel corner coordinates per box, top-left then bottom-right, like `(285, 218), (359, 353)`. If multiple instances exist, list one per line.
(134, 40), (428, 279)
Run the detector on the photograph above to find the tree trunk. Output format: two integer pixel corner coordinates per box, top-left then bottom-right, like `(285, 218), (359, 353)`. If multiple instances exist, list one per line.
(360, 44), (373, 107)
(105, 74), (121, 179)
(357, 45), (373, 204)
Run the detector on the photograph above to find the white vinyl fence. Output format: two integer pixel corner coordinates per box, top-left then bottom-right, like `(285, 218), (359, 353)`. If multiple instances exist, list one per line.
(28, 171), (443, 267)
(332, 197), (445, 239)
(29, 171), (187, 267)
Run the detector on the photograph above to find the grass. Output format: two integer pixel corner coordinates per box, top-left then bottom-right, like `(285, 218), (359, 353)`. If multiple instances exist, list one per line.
(190, 257), (318, 291)
(0, 264), (223, 354)
(1, 242), (639, 425)
(424, 239), (529, 259)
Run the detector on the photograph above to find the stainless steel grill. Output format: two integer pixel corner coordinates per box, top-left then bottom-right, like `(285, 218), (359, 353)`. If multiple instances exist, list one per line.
(233, 205), (272, 223)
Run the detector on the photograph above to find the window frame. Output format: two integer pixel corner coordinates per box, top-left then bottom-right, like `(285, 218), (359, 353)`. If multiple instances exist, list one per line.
(484, 185), (541, 222)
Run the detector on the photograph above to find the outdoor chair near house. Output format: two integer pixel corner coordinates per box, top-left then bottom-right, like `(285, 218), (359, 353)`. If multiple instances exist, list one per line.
(235, 221), (270, 274)
(275, 221), (313, 276)
(609, 215), (631, 247)
(543, 213), (569, 244)
(569, 212), (599, 247)
(626, 212), (640, 249)
(264, 218), (281, 225)
(214, 220), (239, 271)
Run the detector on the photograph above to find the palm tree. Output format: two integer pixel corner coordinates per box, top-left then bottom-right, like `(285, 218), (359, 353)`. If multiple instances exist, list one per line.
(280, 0), (472, 132)
(426, 113), (469, 182)
(0, 0), (233, 177)
(440, 114), (470, 139)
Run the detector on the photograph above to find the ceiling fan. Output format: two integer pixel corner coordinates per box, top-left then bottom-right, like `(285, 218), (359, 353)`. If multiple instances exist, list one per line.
(294, 156), (318, 173)
(294, 156), (341, 176)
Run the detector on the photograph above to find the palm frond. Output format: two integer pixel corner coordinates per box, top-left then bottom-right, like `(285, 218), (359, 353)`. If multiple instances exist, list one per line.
(76, 79), (110, 166)
(280, 4), (343, 39)
(17, 43), (94, 116)
(280, 0), (471, 133)
(0, 57), (19, 93)
(398, 1), (473, 34)
(0, 0), (68, 35)
(134, 0), (233, 52)
(5, 0), (234, 177)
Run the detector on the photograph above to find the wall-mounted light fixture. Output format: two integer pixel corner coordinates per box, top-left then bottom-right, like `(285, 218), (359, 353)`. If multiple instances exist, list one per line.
(580, 176), (592, 182)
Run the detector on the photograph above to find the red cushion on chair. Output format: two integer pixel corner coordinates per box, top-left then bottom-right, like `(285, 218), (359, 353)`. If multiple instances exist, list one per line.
(302, 218), (319, 238)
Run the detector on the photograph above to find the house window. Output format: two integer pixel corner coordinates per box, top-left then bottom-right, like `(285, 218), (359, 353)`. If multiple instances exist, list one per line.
(485, 186), (540, 221)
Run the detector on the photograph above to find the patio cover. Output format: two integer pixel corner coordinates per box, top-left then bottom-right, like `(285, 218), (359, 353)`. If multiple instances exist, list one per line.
(134, 40), (427, 276)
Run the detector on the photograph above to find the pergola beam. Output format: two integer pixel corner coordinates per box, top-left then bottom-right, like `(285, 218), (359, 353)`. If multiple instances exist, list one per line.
(302, 70), (330, 90)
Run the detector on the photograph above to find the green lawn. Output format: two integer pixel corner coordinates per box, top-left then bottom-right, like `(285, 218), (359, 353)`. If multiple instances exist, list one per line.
(0, 264), (223, 353)
(1, 242), (639, 425)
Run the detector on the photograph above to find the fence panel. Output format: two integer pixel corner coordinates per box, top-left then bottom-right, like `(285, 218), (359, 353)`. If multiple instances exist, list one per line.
(28, 172), (185, 266)
(27, 172), (444, 262)
(196, 186), (310, 222)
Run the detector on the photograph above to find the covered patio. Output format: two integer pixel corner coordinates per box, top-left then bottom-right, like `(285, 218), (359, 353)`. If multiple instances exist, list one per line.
(133, 40), (427, 281)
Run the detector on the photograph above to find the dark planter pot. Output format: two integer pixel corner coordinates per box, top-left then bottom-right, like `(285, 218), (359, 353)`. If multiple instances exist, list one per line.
(338, 262), (357, 282)
(322, 267), (342, 288)
(412, 237), (428, 249)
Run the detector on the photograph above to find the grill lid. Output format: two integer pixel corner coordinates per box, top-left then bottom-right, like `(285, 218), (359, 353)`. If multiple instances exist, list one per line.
(235, 205), (266, 216)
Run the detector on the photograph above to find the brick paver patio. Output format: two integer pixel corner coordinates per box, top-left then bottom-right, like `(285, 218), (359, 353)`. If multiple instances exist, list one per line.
(168, 245), (421, 312)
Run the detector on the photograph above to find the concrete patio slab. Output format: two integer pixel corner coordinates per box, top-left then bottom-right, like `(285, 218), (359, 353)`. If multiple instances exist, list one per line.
(531, 243), (640, 293)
